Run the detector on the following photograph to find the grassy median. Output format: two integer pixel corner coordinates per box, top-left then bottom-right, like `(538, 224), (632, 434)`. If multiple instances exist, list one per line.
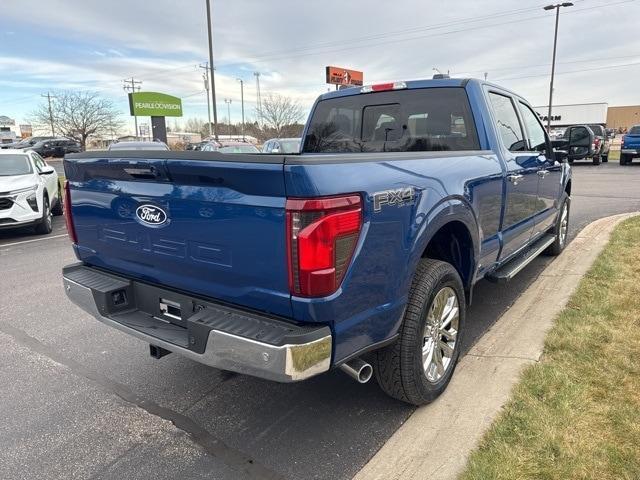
(461, 216), (640, 480)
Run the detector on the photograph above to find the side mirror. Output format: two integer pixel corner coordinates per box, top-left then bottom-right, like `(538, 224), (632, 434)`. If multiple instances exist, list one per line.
(566, 126), (595, 159)
(39, 166), (55, 175)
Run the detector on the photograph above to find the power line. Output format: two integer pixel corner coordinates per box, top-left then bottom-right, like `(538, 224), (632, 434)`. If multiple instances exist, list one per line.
(215, 0), (632, 69)
(494, 60), (640, 81)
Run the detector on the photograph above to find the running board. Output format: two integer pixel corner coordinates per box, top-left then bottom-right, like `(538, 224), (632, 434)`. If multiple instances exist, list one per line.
(486, 234), (556, 283)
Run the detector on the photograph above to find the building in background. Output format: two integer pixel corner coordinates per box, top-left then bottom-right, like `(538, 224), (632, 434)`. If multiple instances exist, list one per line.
(0, 115), (19, 144)
(533, 103), (608, 129)
(606, 106), (640, 132)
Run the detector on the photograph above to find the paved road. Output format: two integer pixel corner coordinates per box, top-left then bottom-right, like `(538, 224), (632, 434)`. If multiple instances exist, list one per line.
(1, 162), (639, 480)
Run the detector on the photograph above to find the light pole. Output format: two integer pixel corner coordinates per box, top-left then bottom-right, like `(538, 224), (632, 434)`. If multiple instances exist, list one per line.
(543, 2), (573, 133)
(237, 78), (245, 141)
(205, 0), (219, 140)
(224, 98), (232, 136)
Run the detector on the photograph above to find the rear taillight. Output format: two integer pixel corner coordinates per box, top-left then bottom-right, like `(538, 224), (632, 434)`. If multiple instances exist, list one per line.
(63, 180), (77, 244)
(286, 194), (362, 297)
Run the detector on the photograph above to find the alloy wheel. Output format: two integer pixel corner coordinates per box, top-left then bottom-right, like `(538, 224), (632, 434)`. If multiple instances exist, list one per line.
(422, 286), (459, 383)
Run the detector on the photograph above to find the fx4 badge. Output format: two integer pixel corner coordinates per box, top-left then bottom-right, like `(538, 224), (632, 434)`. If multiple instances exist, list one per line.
(373, 187), (416, 212)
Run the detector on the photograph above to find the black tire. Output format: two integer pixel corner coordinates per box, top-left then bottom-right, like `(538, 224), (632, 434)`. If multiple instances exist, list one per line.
(51, 183), (64, 216)
(374, 259), (465, 405)
(602, 153), (609, 163)
(568, 159), (574, 165)
(620, 154), (629, 166)
(545, 194), (570, 256)
(592, 155), (601, 165)
(34, 195), (53, 235)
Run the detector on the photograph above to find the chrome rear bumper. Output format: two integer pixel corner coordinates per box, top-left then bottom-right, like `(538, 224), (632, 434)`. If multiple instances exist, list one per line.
(63, 264), (332, 382)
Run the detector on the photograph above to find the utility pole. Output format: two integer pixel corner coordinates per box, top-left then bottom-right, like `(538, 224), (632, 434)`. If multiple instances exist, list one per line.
(123, 77), (142, 139)
(41, 92), (56, 136)
(543, 2), (573, 132)
(224, 98), (232, 136)
(254, 72), (262, 128)
(205, 0), (219, 140)
(199, 63), (213, 138)
(237, 78), (245, 141)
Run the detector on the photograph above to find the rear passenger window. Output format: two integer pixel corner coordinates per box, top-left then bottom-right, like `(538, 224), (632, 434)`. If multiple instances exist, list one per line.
(488, 93), (526, 152)
(303, 87), (480, 153)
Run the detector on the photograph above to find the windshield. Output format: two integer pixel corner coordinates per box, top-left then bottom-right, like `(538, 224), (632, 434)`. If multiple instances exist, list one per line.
(219, 145), (259, 154)
(0, 154), (32, 176)
(303, 87), (480, 153)
(628, 126), (640, 135)
(588, 125), (604, 136)
(279, 140), (301, 153)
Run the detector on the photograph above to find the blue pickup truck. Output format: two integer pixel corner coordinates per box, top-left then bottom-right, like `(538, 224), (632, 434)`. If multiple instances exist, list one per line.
(62, 78), (572, 405)
(620, 124), (640, 165)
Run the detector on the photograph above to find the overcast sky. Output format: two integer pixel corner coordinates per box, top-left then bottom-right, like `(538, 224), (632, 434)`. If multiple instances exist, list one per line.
(1, 0), (639, 133)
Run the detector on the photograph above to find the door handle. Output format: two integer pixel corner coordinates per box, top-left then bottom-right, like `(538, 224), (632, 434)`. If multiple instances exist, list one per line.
(537, 169), (549, 178)
(507, 174), (524, 185)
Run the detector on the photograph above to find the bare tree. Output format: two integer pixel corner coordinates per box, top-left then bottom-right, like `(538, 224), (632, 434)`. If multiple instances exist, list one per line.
(184, 117), (205, 135)
(260, 93), (305, 138)
(31, 91), (122, 150)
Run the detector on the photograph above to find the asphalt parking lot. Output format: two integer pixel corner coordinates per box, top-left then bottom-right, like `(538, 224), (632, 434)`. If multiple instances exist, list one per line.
(1, 161), (639, 480)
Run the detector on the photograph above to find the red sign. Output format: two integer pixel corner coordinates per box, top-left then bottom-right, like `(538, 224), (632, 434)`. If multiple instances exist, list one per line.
(326, 66), (364, 86)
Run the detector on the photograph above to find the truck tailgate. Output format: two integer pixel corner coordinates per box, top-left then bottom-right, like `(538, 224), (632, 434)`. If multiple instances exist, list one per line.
(64, 154), (291, 317)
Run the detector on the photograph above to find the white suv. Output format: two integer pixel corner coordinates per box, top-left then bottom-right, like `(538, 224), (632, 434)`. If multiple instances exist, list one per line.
(0, 149), (63, 234)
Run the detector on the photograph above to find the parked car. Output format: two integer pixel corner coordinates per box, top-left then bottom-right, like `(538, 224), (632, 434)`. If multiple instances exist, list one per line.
(62, 78), (574, 405)
(185, 141), (208, 151)
(620, 124), (640, 165)
(262, 138), (301, 154)
(586, 124), (610, 162)
(108, 141), (169, 151)
(558, 125), (599, 165)
(0, 136), (55, 150)
(0, 149), (62, 234)
(29, 138), (81, 158)
(201, 140), (260, 153)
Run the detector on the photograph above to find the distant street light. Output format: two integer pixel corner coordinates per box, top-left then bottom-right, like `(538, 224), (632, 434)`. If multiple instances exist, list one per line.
(543, 2), (573, 132)
(224, 98), (232, 136)
(237, 78), (245, 141)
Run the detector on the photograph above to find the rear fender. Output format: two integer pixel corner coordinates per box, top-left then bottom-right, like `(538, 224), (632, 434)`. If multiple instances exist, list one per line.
(406, 197), (480, 300)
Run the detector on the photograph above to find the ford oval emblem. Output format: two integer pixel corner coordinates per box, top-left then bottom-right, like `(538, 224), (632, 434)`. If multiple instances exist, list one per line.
(135, 204), (168, 226)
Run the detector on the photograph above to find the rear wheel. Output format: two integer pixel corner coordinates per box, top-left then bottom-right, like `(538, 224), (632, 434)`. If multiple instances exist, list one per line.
(592, 155), (601, 165)
(602, 153), (609, 163)
(34, 196), (53, 235)
(375, 259), (465, 405)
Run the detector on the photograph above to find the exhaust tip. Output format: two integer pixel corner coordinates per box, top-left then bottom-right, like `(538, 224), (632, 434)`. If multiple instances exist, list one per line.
(358, 363), (373, 383)
(339, 358), (373, 384)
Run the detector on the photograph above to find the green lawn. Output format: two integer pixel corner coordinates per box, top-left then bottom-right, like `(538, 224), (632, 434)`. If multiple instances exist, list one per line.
(460, 217), (640, 480)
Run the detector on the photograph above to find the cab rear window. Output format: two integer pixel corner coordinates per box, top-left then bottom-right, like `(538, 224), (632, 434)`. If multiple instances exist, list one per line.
(303, 87), (480, 153)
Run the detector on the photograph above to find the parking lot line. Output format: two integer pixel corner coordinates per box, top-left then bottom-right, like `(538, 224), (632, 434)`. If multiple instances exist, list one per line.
(0, 234), (68, 248)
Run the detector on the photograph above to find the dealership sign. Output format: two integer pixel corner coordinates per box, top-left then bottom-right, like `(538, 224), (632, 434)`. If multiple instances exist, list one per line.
(129, 92), (183, 117)
(326, 66), (364, 86)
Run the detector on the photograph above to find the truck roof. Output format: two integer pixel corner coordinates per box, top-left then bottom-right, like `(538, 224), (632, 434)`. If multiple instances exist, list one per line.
(318, 77), (519, 101)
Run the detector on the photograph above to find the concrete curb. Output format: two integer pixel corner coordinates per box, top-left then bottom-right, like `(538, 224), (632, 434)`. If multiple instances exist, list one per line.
(353, 212), (639, 480)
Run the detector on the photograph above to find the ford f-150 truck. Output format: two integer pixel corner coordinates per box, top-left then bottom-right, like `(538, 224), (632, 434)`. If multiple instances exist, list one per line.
(62, 78), (572, 405)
